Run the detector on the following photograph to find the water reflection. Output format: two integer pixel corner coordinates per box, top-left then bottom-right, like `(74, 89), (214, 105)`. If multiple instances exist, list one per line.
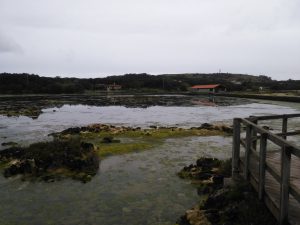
(0, 136), (232, 225)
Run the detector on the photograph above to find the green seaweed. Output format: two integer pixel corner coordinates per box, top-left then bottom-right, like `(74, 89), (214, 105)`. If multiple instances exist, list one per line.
(96, 142), (153, 158)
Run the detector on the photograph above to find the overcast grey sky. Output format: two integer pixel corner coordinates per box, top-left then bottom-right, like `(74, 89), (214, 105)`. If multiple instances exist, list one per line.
(0, 0), (299, 80)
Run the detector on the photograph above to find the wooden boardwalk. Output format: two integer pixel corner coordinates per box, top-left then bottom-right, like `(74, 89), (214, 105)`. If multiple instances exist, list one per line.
(240, 152), (300, 225)
(232, 114), (300, 225)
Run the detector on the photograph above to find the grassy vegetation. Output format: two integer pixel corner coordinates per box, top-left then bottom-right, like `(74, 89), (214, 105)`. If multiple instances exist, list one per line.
(74, 128), (226, 158)
(96, 142), (153, 157)
(0, 125), (229, 182)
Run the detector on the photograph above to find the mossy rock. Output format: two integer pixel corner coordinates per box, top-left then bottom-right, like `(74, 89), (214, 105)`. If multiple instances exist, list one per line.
(0, 138), (100, 182)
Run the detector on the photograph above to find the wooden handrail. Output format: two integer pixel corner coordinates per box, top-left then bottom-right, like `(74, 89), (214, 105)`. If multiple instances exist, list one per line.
(250, 113), (300, 121)
(232, 114), (300, 225)
(240, 118), (300, 157)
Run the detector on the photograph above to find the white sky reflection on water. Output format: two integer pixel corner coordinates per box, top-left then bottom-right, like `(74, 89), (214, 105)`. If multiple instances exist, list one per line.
(0, 101), (299, 149)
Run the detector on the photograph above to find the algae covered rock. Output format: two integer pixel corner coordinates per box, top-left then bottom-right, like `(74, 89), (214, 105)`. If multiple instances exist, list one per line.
(177, 157), (278, 225)
(0, 139), (100, 182)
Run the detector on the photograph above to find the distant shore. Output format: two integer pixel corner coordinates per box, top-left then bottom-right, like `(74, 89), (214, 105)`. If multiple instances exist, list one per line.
(215, 93), (300, 103)
(188, 92), (300, 103)
(1, 91), (300, 104)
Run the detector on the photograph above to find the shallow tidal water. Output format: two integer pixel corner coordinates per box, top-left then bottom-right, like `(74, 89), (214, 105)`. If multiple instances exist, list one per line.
(0, 95), (300, 225)
(0, 136), (232, 225)
(1, 95), (300, 149)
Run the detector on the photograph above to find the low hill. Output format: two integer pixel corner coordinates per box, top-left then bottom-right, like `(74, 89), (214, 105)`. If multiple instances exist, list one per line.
(0, 72), (299, 94)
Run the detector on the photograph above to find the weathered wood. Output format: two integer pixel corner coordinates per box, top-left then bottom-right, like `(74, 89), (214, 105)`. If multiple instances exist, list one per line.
(240, 118), (300, 157)
(290, 183), (300, 203)
(232, 118), (241, 177)
(282, 117), (288, 140)
(244, 125), (252, 180)
(266, 162), (281, 183)
(280, 146), (291, 225)
(249, 116), (258, 150)
(276, 130), (300, 137)
(233, 114), (300, 225)
(240, 151), (300, 224)
(259, 133), (268, 200)
(251, 113), (300, 121)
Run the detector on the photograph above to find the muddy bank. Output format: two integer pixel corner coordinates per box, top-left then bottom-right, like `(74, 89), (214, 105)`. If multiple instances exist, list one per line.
(176, 158), (278, 225)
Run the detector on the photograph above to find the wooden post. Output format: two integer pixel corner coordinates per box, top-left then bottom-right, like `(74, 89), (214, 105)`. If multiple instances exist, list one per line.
(282, 117), (288, 140)
(258, 133), (268, 200)
(250, 116), (258, 151)
(244, 125), (252, 180)
(232, 118), (241, 178)
(279, 146), (291, 225)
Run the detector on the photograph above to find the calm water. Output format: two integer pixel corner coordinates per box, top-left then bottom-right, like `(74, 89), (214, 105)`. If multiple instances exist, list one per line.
(0, 95), (300, 225)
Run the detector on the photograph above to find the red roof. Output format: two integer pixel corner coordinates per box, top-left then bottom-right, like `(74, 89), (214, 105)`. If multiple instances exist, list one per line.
(191, 84), (220, 89)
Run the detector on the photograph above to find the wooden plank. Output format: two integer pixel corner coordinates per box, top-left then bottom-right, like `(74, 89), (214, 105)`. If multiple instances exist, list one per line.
(265, 162), (281, 183)
(279, 146), (292, 225)
(259, 133), (268, 200)
(290, 183), (300, 203)
(242, 152), (300, 224)
(235, 115), (300, 225)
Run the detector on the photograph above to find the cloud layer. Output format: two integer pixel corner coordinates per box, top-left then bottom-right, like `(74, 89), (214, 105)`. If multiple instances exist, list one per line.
(0, 0), (299, 79)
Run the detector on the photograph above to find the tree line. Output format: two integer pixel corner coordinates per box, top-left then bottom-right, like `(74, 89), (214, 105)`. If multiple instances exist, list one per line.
(0, 72), (299, 94)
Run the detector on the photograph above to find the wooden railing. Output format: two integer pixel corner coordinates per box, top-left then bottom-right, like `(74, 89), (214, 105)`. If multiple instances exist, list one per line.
(232, 114), (300, 225)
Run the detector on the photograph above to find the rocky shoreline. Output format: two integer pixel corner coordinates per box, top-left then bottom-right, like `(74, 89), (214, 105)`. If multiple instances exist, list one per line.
(176, 158), (278, 225)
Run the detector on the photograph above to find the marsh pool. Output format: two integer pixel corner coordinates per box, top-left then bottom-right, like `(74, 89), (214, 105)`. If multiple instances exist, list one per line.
(0, 95), (300, 225)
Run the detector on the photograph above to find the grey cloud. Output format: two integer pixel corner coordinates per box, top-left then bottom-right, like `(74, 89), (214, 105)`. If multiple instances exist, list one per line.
(0, 0), (299, 80)
(0, 32), (22, 54)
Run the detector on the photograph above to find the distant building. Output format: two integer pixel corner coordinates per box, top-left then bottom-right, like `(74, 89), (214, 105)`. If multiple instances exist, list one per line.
(190, 84), (227, 93)
(107, 83), (122, 91)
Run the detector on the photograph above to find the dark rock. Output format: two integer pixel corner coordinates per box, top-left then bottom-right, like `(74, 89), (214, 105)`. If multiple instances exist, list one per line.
(101, 136), (114, 143)
(203, 188), (229, 209)
(221, 125), (233, 133)
(196, 157), (220, 169)
(205, 211), (220, 223)
(61, 127), (81, 135)
(1, 142), (18, 147)
(197, 185), (211, 195)
(201, 123), (213, 129)
(81, 142), (94, 151)
(101, 136), (120, 143)
(176, 215), (191, 225)
(2, 139), (100, 182)
(195, 172), (212, 180)
(212, 174), (224, 186)
(3, 159), (36, 177)
(0, 147), (25, 160)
